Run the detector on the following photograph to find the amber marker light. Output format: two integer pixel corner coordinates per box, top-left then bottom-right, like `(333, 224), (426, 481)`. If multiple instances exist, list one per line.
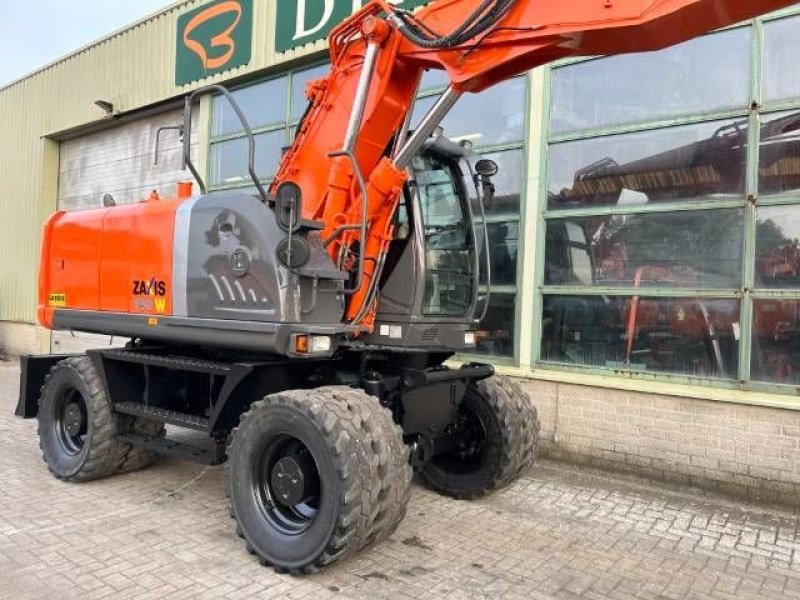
(295, 335), (309, 354)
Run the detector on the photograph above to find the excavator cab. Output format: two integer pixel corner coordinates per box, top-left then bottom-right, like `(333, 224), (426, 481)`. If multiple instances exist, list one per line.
(366, 133), (494, 351)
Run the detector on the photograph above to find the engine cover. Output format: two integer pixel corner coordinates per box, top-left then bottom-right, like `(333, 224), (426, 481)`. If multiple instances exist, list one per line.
(38, 192), (346, 354)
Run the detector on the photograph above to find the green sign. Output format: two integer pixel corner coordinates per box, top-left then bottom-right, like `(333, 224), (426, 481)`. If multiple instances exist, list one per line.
(276, 0), (430, 52)
(176, 0), (253, 86)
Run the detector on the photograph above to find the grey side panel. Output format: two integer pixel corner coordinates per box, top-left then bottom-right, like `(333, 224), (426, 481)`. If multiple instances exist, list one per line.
(183, 193), (344, 325)
(172, 196), (200, 317)
(186, 193), (282, 322)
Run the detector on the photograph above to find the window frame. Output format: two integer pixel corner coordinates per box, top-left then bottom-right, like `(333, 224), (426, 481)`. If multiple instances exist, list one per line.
(206, 60), (329, 192)
(534, 8), (800, 395)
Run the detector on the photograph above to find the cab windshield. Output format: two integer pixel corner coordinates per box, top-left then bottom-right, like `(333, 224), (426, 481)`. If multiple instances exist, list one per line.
(412, 153), (475, 317)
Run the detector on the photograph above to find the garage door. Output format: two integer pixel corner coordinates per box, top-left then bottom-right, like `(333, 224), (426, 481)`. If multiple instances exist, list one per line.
(52, 109), (199, 353)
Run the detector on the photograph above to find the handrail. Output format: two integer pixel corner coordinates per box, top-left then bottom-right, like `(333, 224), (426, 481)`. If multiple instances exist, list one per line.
(465, 161), (492, 325)
(474, 183), (492, 325)
(327, 149), (369, 298)
(182, 84), (269, 205)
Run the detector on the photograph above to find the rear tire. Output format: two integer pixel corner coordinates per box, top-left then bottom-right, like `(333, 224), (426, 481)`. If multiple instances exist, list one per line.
(119, 417), (165, 473)
(419, 375), (539, 499)
(227, 386), (411, 574)
(37, 357), (128, 482)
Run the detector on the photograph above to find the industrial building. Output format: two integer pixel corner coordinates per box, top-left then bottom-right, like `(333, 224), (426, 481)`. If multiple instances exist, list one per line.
(3, 0), (800, 502)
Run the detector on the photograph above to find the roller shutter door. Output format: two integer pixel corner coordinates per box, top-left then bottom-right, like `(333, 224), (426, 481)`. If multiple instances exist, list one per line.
(52, 109), (199, 353)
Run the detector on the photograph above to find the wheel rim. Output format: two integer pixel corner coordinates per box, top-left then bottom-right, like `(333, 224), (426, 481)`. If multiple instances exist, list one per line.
(54, 388), (88, 456)
(252, 435), (321, 535)
(432, 403), (489, 474)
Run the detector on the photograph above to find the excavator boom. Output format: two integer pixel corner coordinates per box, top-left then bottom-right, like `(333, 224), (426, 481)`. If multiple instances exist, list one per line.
(274, 0), (797, 326)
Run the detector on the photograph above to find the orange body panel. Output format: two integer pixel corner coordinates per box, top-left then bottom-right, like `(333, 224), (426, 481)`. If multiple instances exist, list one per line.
(44, 208), (109, 316)
(38, 194), (183, 329)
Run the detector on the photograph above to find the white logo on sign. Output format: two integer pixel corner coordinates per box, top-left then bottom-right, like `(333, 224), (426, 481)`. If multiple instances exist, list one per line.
(293, 0), (409, 41)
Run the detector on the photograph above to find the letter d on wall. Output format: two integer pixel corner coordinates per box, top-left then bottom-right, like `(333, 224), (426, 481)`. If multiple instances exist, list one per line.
(275, 0), (431, 52)
(294, 0), (335, 40)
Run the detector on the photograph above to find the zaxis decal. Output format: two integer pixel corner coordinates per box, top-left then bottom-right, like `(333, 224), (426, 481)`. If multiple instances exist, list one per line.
(132, 278), (168, 315)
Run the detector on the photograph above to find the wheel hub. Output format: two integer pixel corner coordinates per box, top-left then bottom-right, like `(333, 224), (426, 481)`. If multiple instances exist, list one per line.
(270, 454), (318, 507)
(63, 402), (85, 438)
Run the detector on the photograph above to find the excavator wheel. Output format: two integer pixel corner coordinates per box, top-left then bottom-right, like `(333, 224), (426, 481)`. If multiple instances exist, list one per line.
(37, 357), (129, 482)
(226, 386), (412, 574)
(419, 375), (539, 500)
(118, 417), (166, 474)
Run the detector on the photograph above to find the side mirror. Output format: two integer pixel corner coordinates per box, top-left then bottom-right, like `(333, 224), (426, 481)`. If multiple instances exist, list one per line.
(475, 159), (499, 177)
(275, 182), (303, 233)
(474, 159), (499, 209)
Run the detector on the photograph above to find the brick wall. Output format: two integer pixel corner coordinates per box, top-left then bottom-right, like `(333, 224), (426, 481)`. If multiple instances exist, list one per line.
(520, 379), (800, 505)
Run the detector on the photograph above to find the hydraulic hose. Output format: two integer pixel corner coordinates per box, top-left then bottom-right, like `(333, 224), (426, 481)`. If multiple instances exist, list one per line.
(392, 0), (518, 49)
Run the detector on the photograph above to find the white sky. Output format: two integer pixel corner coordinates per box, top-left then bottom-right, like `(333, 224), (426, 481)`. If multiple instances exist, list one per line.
(0, 0), (172, 86)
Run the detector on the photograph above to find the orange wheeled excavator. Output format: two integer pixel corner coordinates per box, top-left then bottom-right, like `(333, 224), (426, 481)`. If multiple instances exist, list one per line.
(16, 0), (797, 573)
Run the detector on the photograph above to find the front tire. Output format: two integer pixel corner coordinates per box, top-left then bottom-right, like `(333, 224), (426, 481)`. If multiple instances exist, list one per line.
(37, 357), (129, 481)
(227, 386), (411, 574)
(419, 375), (539, 499)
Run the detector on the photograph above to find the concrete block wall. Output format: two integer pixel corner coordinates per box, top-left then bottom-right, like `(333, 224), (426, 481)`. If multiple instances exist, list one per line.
(0, 322), (49, 356)
(520, 379), (800, 505)
(0, 322), (124, 356)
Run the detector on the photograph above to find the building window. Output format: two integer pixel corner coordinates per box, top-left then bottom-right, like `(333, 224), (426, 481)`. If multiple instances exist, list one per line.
(762, 16), (800, 104)
(547, 119), (748, 210)
(549, 27), (751, 136)
(540, 11), (800, 390)
(413, 74), (528, 359)
(540, 26), (753, 382)
(209, 64), (328, 190)
(541, 295), (741, 379)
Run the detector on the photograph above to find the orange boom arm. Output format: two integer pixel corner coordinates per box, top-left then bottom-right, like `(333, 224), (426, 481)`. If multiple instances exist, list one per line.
(271, 0), (796, 327)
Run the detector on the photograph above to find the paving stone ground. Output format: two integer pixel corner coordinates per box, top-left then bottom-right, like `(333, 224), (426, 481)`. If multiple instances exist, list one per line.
(2, 360), (800, 599)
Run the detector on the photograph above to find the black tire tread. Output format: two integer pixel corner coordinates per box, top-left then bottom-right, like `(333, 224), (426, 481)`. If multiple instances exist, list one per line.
(321, 386), (413, 547)
(490, 375), (540, 479)
(118, 417), (166, 473)
(38, 357), (127, 482)
(227, 386), (411, 574)
(420, 375), (540, 500)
